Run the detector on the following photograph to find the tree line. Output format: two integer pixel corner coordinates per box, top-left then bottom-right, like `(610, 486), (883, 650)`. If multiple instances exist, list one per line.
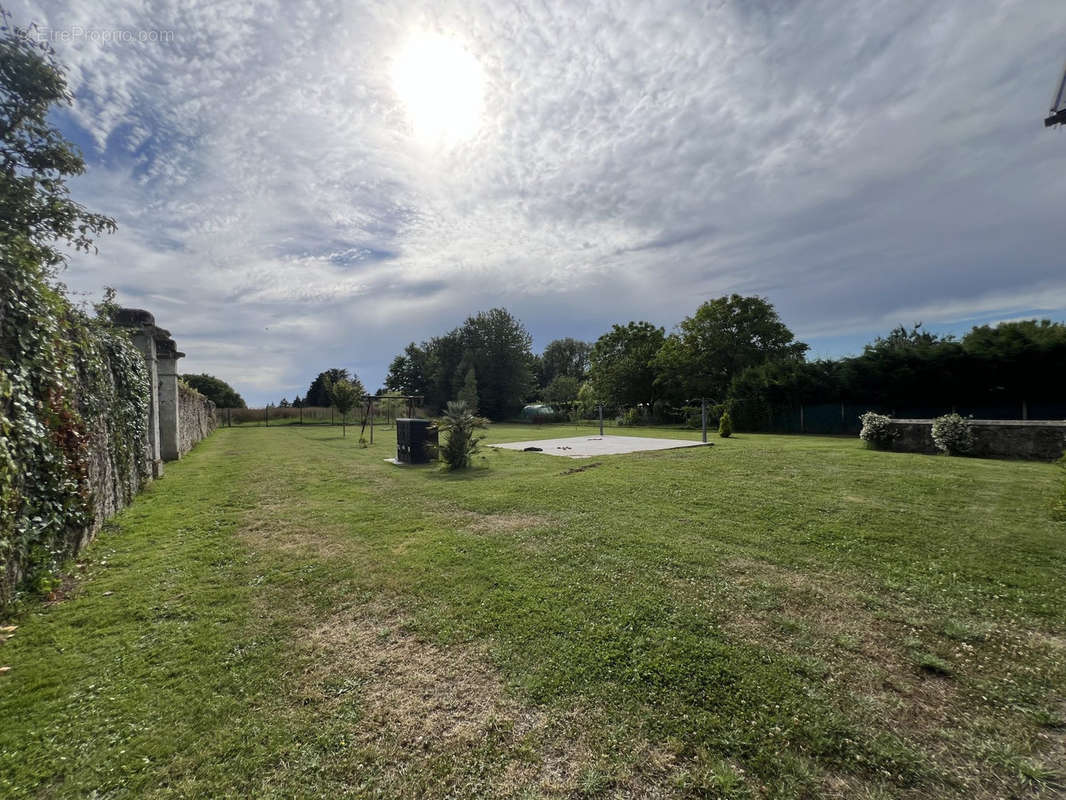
(199, 296), (1066, 427)
(381, 296), (1066, 426)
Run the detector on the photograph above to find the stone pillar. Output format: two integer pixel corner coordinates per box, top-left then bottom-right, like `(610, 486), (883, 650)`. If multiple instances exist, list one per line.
(156, 337), (185, 462)
(115, 309), (164, 478)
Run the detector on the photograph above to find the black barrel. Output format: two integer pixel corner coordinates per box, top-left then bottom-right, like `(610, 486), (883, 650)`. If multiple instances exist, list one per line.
(396, 418), (437, 464)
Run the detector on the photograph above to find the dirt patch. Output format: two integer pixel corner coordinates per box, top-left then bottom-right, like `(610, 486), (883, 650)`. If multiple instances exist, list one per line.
(239, 498), (350, 559)
(299, 602), (513, 745)
(289, 600), (698, 798)
(460, 511), (555, 535)
(560, 462), (603, 476)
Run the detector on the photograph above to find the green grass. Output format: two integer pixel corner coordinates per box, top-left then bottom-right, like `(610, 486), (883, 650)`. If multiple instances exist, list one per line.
(1, 424), (1064, 798)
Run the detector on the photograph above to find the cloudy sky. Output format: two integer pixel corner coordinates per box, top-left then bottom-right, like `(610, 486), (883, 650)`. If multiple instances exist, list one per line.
(12, 0), (1066, 405)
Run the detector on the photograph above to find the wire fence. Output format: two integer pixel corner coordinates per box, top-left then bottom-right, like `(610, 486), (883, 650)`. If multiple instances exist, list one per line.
(217, 403), (414, 428)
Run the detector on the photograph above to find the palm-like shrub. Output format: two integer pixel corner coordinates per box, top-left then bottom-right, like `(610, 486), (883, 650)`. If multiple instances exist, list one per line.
(932, 413), (974, 456)
(438, 400), (487, 470)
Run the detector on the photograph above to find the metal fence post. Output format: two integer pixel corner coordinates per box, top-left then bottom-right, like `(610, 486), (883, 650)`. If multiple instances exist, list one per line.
(599, 404), (604, 437)
(701, 398), (707, 443)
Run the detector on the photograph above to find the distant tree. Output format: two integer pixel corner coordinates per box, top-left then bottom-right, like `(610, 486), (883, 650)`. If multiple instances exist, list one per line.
(539, 338), (592, 386)
(306, 368), (363, 407)
(544, 374), (580, 405)
(385, 343), (431, 399)
(327, 379), (361, 437)
(386, 309), (533, 419)
(292, 395), (303, 408)
(962, 319), (1066, 403)
(589, 321), (665, 408)
(576, 381), (602, 417)
(654, 295), (807, 402)
(278, 397), (290, 407)
(457, 366), (479, 411)
(841, 324), (966, 410)
(456, 309), (534, 420)
(181, 373), (246, 408)
(438, 400), (487, 470)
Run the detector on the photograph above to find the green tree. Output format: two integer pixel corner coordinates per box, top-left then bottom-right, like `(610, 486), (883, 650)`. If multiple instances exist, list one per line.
(457, 366), (479, 411)
(457, 309), (533, 420)
(180, 374), (245, 408)
(384, 343), (431, 399)
(654, 295), (807, 402)
(387, 309), (533, 419)
(437, 400), (487, 470)
(327, 379), (362, 437)
(305, 368), (363, 407)
(576, 381), (602, 417)
(539, 338), (591, 386)
(0, 13), (115, 268)
(589, 321), (665, 408)
(841, 325), (966, 410)
(544, 374), (579, 405)
(962, 320), (1066, 404)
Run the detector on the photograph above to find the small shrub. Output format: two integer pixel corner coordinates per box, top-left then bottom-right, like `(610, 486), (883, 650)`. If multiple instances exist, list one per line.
(718, 410), (733, 438)
(616, 408), (641, 427)
(438, 400), (487, 470)
(859, 411), (897, 450)
(932, 413), (973, 456)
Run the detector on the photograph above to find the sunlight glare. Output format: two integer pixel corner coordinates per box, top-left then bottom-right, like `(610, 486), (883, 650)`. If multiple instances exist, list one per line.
(391, 32), (485, 146)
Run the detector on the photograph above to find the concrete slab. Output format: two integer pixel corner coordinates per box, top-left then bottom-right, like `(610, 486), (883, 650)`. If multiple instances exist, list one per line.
(490, 435), (710, 459)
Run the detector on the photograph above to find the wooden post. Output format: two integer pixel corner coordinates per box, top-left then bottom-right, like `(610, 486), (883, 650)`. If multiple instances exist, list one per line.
(599, 404), (604, 437)
(799, 404), (804, 434)
(299, 405), (303, 425)
(331, 407), (334, 426)
(265, 405), (269, 427)
(701, 398), (707, 443)
(370, 398), (375, 444)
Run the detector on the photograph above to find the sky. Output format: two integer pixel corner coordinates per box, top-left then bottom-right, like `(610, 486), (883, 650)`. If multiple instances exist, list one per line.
(11, 0), (1066, 406)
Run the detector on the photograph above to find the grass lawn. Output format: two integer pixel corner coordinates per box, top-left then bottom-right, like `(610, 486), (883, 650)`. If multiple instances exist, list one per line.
(1, 423), (1064, 798)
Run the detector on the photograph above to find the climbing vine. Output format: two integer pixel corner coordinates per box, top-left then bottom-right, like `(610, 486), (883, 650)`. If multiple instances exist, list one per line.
(1, 14), (139, 610)
(0, 262), (148, 609)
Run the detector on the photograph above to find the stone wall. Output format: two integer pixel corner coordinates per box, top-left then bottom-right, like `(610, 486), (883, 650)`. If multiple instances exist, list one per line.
(80, 399), (152, 550)
(885, 419), (1066, 461)
(179, 383), (217, 456)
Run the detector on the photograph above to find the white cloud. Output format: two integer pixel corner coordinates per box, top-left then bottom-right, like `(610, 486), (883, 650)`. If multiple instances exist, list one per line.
(11, 0), (1066, 403)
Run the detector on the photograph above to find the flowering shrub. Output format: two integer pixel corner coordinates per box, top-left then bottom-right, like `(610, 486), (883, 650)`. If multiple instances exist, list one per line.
(859, 411), (897, 450)
(932, 413), (974, 456)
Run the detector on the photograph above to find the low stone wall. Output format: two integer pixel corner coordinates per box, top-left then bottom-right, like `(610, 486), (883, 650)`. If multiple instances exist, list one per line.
(178, 383), (217, 456)
(886, 419), (1066, 461)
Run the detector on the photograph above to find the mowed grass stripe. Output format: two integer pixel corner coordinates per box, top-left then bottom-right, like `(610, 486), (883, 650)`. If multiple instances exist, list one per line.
(1, 424), (1063, 798)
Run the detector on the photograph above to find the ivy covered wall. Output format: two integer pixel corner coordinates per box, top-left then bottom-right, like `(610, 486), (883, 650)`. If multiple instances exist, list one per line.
(0, 267), (153, 607)
(0, 18), (218, 609)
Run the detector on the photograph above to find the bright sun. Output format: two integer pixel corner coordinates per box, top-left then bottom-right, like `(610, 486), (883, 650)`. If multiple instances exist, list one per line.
(391, 32), (485, 146)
